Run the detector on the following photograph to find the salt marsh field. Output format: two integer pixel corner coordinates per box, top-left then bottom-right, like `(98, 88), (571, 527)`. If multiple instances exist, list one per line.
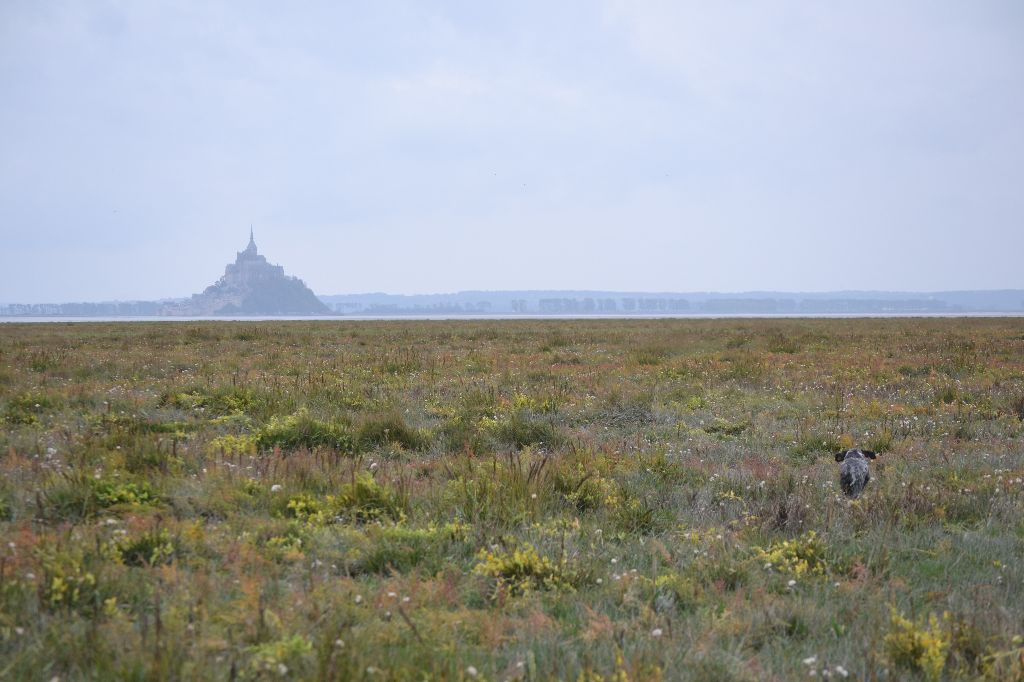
(1, 319), (1022, 680)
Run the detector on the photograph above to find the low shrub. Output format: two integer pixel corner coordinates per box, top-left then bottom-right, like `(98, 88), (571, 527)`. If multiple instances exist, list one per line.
(884, 607), (950, 681)
(2, 392), (60, 425)
(702, 417), (748, 437)
(281, 474), (406, 525)
(473, 543), (579, 595)
(112, 528), (178, 567)
(246, 635), (314, 679)
(158, 385), (263, 416)
(36, 543), (107, 614)
(755, 531), (828, 578)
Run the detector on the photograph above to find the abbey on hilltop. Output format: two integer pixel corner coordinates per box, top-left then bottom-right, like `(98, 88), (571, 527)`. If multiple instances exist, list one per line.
(163, 230), (330, 315)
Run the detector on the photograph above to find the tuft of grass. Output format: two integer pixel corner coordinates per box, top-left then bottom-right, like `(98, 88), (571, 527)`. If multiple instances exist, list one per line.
(788, 434), (842, 460)
(767, 332), (801, 354)
(703, 417), (748, 437)
(487, 411), (564, 449)
(255, 409), (354, 453)
(43, 473), (158, 520)
(356, 412), (429, 451)
(1010, 393), (1024, 421)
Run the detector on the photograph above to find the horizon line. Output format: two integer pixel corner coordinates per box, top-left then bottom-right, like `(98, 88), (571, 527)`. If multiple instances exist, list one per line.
(3, 286), (1024, 307)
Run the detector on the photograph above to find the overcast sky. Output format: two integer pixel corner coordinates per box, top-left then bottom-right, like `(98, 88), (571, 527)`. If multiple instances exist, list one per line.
(1, 1), (1022, 302)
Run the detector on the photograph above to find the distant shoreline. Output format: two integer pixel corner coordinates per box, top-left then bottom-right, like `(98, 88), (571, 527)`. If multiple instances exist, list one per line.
(6, 289), (1021, 319)
(3, 312), (1024, 324)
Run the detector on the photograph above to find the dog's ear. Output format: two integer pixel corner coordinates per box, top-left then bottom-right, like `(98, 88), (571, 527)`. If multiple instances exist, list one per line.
(862, 450), (877, 459)
(834, 450), (847, 462)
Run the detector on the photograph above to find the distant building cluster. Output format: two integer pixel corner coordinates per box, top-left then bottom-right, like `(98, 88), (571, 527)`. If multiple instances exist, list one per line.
(3, 295), (963, 317)
(321, 295), (964, 316)
(537, 298), (690, 314)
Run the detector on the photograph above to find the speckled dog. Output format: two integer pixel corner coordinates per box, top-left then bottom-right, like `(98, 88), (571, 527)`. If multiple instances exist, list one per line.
(835, 448), (877, 498)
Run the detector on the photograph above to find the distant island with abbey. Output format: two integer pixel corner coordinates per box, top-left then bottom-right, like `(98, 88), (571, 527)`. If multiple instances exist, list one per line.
(2, 232), (1022, 317)
(163, 231), (329, 315)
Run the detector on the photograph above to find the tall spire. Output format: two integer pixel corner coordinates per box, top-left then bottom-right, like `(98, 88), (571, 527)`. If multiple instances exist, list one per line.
(245, 226), (257, 254)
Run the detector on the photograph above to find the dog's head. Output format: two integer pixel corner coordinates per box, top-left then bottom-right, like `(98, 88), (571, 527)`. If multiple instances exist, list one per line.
(834, 448), (877, 462)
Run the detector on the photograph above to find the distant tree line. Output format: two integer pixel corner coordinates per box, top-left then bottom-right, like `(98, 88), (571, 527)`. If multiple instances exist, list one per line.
(0, 301), (166, 316)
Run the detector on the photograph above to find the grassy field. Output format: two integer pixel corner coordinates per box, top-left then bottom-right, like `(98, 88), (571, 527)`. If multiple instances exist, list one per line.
(1, 318), (1023, 681)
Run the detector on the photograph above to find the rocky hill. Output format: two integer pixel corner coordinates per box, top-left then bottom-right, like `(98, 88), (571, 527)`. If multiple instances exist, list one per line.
(162, 232), (330, 315)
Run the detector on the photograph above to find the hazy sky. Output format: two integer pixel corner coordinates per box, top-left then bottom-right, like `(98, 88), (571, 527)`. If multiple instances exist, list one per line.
(2, 1), (1022, 302)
